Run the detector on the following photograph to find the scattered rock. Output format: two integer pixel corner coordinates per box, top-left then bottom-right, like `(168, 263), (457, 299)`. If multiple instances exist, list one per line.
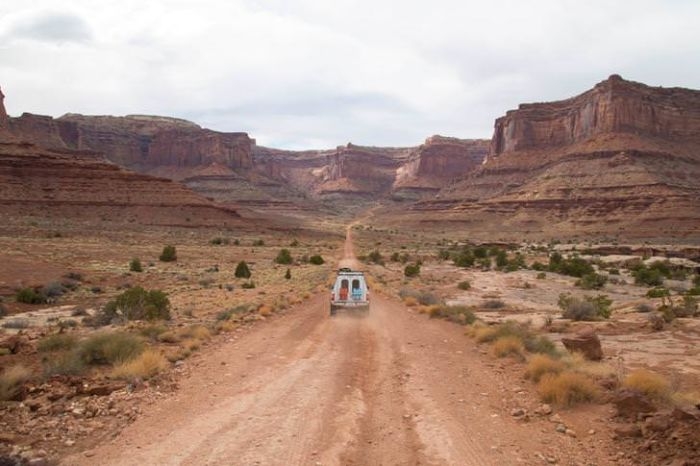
(561, 329), (602, 361)
(511, 408), (525, 417)
(613, 389), (657, 419)
(613, 424), (643, 438)
(555, 423), (567, 433)
(534, 404), (553, 416)
(565, 429), (576, 438)
(82, 382), (125, 397)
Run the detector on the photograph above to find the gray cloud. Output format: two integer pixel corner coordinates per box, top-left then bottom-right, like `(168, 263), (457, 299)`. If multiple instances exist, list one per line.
(4, 11), (92, 44)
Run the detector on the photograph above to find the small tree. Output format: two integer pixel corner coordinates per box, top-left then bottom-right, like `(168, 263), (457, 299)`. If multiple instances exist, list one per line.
(130, 258), (143, 272)
(275, 249), (293, 265)
(159, 245), (177, 262)
(285, 268), (292, 280)
(235, 261), (251, 278)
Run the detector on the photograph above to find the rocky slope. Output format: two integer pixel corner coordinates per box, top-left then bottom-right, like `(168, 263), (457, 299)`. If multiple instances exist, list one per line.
(394, 76), (700, 240)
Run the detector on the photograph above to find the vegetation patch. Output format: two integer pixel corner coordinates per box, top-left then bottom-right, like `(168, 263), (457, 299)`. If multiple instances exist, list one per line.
(558, 293), (612, 320)
(111, 349), (168, 380)
(77, 332), (145, 365)
(622, 369), (671, 401)
(0, 365), (32, 401)
(159, 245), (177, 262)
(492, 336), (525, 359)
(37, 334), (78, 353)
(525, 354), (566, 382)
(537, 371), (599, 407)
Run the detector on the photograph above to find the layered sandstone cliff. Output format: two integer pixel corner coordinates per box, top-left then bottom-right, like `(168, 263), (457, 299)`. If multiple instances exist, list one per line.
(394, 76), (700, 240)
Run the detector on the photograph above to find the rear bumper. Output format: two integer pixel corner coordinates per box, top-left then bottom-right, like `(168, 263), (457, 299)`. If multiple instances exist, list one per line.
(330, 302), (369, 314)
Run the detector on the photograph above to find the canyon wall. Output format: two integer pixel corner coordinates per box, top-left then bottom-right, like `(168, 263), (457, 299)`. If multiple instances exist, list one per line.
(490, 75), (700, 157)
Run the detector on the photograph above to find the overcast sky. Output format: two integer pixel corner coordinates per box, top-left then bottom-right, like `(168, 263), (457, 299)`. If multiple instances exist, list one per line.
(1, 0), (699, 149)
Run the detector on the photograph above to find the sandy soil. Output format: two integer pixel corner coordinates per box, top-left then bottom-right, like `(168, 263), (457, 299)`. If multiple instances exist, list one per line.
(62, 234), (617, 466)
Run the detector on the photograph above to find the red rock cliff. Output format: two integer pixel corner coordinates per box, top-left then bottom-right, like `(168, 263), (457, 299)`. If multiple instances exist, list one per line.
(0, 87), (8, 129)
(490, 75), (700, 157)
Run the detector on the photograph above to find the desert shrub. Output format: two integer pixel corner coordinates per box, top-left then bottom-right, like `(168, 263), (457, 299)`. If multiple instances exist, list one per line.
(37, 334), (78, 353)
(58, 319), (78, 329)
(139, 324), (168, 341)
(42, 281), (67, 299)
(0, 303), (5, 317)
(43, 352), (87, 376)
(367, 250), (384, 265)
(576, 273), (608, 290)
(492, 336), (525, 359)
(103, 287), (171, 321)
(674, 296), (698, 317)
(482, 299), (506, 310)
(622, 369), (671, 401)
(525, 354), (566, 382)
(636, 303), (654, 313)
(473, 246), (488, 259)
(129, 258), (143, 272)
(15, 287), (46, 304)
(0, 365), (32, 401)
(474, 326), (499, 343)
(632, 264), (664, 287)
(558, 293), (612, 320)
(252, 239), (265, 246)
(77, 332), (144, 365)
(532, 262), (547, 272)
(64, 271), (83, 281)
(275, 248), (293, 265)
(537, 371), (599, 406)
(457, 280), (471, 290)
(536, 272), (547, 280)
(159, 245), (177, 262)
(210, 237), (229, 245)
(646, 287), (670, 299)
(429, 305), (476, 324)
(112, 349), (168, 380)
(242, 281), (256, 289)
(687, 286), (700, 296)
(2, 318), (29, 329)
(404, 263), (421, 277)
(524, 335), (559, 356)
(549, 254), (594, 278)
(309, 255), (325, 265)
(235, 261), (251, 278)
(453, 249), (475, 268)
(285, 268), (292, 280)
(495, 249), (508, 268)
(217, 305), (250, 321)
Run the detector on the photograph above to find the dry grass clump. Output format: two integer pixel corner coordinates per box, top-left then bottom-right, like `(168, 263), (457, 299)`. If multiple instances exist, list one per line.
(525, 354), (566, 382)
(622, 369), (671, 401)
(258, 305), (273, 317)
(537, 371), (599, 407)
(214, 319), (238, 333)
(0, 365), (32, 401)
(492, 336), (525, 359)
(474, 326), (499, 343)
(37, 333), (78, 353)
(564, 352), (617, 380)
(181, 325), (211, 341)
(403, 296), (418, 307)
(112, 349), (168, 380)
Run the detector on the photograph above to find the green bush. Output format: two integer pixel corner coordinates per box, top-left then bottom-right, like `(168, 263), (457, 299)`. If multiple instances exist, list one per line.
(103, 287), (171, 321)
(252, 239), (265, 246)
(285, 268), (292, 280)
(404, 263), (421, 277)
(242, 281), (256, 289)
(430, 305), (476, 324)
(43, 352), (86, 376)
(457, 280), (471, 290)
(675, 296), (698, 318)
(275, 248), (293, 265)
(77, 332), (144, 365)
(495, 250), (508, 268)
(234, 261), (251, 278)
(210, 237), (229, 245)
(309, 255), (325, 265)
(558, 293), (612, 320)
(159, 245), (177, 262)
(536, 272), (547, 280)
(633, 266), (663, 286)
(549, 254), (594, 277)
(38, 334), (78, 353)
(129, 258), (143, 272)
(576, 273), (608, 290)
(453, 250), (475, 268)
(15, 288), (46, 304)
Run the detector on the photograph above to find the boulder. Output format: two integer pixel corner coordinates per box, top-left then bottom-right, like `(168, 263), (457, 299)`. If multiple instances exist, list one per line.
(614, 389), (657, 419)
(561, 329), (603, 361)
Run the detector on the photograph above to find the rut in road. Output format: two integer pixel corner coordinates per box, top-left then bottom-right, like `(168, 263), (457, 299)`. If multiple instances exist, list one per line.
(65, 229), (608, 466)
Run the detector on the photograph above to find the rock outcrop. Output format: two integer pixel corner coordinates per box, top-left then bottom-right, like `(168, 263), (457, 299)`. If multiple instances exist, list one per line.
(0, 87), (8, 129)
(490, 74), (700, 157)
(394, 136), (488, 197)
(394, 76), (700, 240)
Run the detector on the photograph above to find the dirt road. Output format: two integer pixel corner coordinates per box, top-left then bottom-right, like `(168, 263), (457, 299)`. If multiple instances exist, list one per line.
(64, 232), (612, 465)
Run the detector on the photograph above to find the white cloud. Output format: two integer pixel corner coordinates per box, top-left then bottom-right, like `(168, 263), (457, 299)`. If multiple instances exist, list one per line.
(0, 0), (699, 148)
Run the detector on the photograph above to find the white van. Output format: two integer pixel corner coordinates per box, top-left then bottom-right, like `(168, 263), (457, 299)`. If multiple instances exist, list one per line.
(330, 268), (370, 315)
